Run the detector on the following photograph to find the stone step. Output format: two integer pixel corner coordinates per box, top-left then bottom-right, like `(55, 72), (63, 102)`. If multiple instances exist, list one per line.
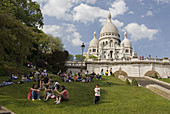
(0, 110), (11, 114)
(146, 84), (170, 100)
(0, 106), (14, 114)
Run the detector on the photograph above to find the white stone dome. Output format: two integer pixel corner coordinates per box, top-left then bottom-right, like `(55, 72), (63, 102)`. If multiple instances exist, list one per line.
(89, 32), (98, 47)
(100, 13), (119, 35)
(121, 32), (132, 48)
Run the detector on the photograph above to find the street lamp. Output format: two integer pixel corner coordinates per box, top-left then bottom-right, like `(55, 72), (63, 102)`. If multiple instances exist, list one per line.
(81, 43), (85, 74)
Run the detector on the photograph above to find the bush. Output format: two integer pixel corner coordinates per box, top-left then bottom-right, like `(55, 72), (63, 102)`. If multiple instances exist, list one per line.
(154, 72), (158, 78)
(89, 55), (98, 60)
(132, 78), (138, 86)
(126, 79), (130, 85)
(112, 73), (115, 77)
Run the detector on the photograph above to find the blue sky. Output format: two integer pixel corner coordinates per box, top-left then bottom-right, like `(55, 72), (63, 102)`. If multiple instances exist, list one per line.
(34, 0), (170, 58)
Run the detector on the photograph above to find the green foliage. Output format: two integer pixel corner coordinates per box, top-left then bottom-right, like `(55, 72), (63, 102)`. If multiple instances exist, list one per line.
(75, 54), (86, 62)
(132, 78), (138, 86)
(154, 72), (158, 78)
(68, 54), (74, 61)
(126, 79), (130, 85)
(0, 61), (31, 76)
(0, 0), (44, 28)
(0, 0), (68, 73)
(88, 55), (98, 59)
(0, 12), (33, 64)
(47, 50), (69, 73)
(112, 73), (115, 77)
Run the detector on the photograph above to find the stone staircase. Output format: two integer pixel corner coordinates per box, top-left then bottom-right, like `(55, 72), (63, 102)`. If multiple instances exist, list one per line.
(0, 105), (14, 114)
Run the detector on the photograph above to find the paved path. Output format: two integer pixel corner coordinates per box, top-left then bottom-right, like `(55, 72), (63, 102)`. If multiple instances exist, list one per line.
(128, 77), (170, 90)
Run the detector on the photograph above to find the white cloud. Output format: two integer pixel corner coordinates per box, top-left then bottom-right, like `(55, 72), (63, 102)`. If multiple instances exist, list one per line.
(35, 0), (97, 21)
(128, 11), (134, 14)
(43, 25), (61, 36)
(42, 0), (74, 20)
(124, 23), (159, 41)
(85, 0), (97, 4)
(72, 32), (83, 46)
(73, 0), (128, 24)
(109, 0), (128, 17)
(43, 24), (83, 46)
(141, 11), (153, 18)
(154, 0), (170, 4)
(146, 11), (153, 16)
(73, 3), (108, 23)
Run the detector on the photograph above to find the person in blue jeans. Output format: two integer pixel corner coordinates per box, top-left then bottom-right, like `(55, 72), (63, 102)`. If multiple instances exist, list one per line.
(31, 84), (41, 101)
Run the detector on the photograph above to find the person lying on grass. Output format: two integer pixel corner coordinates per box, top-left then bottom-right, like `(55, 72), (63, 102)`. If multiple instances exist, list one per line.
(54, 85), (69, 104)
(43, 85), (53, 102)
(28, 84), (41, 101)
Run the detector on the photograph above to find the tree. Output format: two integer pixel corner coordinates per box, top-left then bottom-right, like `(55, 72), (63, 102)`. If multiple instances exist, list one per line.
(0, 12), (33, 64)
(47, 50), (69, 73)
(0, 0), (44, 28)
(75, 54), (86, 62)
(68, 54), (74, 61)
(89, 55), (98, 60)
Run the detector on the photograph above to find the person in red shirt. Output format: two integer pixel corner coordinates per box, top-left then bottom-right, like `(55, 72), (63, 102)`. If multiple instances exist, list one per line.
(54, 85), (69, 104)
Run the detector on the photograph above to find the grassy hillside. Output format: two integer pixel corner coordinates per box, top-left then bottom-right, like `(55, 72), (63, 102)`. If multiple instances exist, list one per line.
(0, 75), (169, 114)
(0, 61), (31, 77)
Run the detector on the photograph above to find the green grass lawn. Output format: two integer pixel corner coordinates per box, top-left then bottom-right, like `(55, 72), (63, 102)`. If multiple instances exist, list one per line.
(158, 78), (170, 83)
(0, 75), (170, 114)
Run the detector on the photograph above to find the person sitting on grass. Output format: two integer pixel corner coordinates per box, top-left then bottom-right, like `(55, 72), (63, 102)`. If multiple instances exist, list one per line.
(49, 76), (54, 84)
(77, 75), (82, 82)
(42, 75), (49, 86)
(28, 84), (41, 101)
(54, 85), (69, 104)
(44, 85), (53, 102)
(87, 75), (91, 82)
(73, 74), (77, 82)
(96, 74), (101, 80)
(54, 80), (60, 90)
(94, 84), (100, 104)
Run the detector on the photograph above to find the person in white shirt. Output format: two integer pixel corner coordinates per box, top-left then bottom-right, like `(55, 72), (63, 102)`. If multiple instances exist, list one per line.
(94, 84), (100, 104)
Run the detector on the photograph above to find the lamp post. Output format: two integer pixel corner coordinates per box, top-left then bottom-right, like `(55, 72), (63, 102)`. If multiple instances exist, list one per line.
(81, 43), (85, 74)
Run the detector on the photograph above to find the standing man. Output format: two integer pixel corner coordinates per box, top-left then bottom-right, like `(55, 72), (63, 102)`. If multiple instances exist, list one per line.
(94, 84), (100, 104)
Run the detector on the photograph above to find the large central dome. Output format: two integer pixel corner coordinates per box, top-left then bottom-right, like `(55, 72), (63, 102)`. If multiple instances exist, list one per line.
(100, 13), (119, 35)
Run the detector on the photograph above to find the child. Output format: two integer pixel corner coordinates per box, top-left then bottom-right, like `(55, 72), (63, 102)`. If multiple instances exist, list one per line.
(44, 85), (53, 102)
(94, 84), (100, 104)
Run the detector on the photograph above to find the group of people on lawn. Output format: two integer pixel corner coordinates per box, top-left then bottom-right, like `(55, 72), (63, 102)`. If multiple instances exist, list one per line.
(59, 70), (102, 83)
(28, 70), (101, 104)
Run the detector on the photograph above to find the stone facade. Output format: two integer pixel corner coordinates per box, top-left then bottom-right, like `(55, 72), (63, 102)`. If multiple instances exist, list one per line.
(66, 13), (170, 77)
(84, 13), (135, 60)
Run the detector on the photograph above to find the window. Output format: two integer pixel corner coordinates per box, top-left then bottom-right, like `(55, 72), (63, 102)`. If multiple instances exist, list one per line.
(93, 49), (96, 52)
(106, 41), (108, 45)
(125, 49), (129, 53)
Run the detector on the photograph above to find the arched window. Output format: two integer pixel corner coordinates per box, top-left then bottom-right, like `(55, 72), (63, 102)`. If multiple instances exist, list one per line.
(93, 49), (96, 52)
(110, 40), (113, 47)
(125, 49), (129, 53)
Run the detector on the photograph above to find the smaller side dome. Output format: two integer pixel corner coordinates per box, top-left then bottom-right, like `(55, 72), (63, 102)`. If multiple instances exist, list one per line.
(121, 32), (132, 48)
(89, 31), (98, 47)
